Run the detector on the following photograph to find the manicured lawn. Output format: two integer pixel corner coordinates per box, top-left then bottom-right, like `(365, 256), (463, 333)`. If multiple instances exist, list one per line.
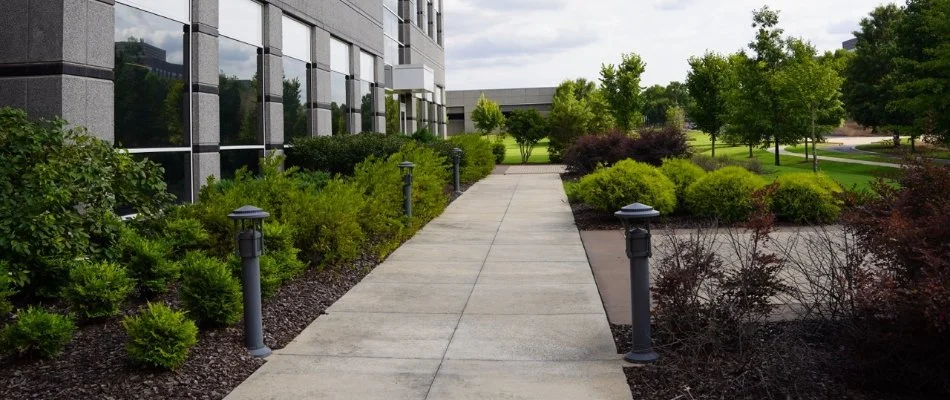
(783, 144), (899, 164)
(688, 131), (893, 191)
(856, 142), (950, 160)
(500, 136), (551, 165)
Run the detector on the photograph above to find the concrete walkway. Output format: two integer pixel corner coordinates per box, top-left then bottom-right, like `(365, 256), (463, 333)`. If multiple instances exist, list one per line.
(226, 174), (630, 400)
(778, 146), (901, 168)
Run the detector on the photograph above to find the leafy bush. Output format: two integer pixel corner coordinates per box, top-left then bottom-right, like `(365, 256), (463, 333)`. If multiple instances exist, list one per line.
(123, 303), (198, 370)
(179, 252), (242, 327)
(492, 142), (506, 164)
(660, 158), (707, 203)
(448, 134), (495, 183)
(630, 125), (691, 166)
(771, 173), (843, 223)
(62, 262), (134, 319)
(684, 166), (768, 223)
(162, 217), (212, 254)
(117, 230), (179, 295)
(563, 181), (582, 203)
(506, 109), (549, 164)
(690, 153), (763, 174)
(284, 178), (367, 267)
(0, 261), (14, 315)
(411, 126), (438, 143)
(577, 160), (677, 214)
(0, 107), (172, 295)
(286, 133), (408, 175)
(2, 307), (75, 359)
(292, 170), (331, 193)
(563, 133), (637, 175)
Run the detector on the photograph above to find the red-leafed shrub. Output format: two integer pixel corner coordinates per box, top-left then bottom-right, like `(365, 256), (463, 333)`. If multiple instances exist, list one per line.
(844, 159), (950, 331)
(630, 126), (692, 166)
(562, 133), (636, 175)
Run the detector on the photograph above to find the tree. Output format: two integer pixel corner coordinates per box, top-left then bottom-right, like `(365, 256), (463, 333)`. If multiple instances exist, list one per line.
(722, 52), (769, 158)
(777, 39), (845, 172)
(283, 77), (307, 138)
(505, 109), (548, 164)
(471, 93), (505, 135)
(842, 4), (905, 146)
(665, 105), (686, 132)
(547, 90), (593, 162)
(600, 52), (646, 131)
(385, 90), (400, 134)
(586, 89), (615, 134)
(890, 0), (950, 149)
(686, 52), (730, 157)
(641, 85), (670, 126)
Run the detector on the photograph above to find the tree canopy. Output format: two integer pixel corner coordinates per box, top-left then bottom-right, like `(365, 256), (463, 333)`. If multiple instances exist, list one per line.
(600, 52), (646, 132)
(471, 93), (505, 135)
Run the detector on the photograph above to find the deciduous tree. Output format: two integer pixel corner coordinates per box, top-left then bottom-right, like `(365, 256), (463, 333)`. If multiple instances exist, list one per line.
(471, 93), (505, 135)
(686, 52), (730, 157)
(600, 53), (646, 132)
(505, 109), (548, 164)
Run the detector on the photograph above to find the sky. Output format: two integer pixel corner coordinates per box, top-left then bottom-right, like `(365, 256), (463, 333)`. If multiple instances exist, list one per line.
(444, 0), (896, 90)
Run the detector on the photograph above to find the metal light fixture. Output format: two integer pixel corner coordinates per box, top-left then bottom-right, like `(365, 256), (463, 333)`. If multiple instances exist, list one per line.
(614, 202), (660, 364)
(399, 161), (415, 218)
(228, 205), (272, 358)
(451, 147), (463, 195)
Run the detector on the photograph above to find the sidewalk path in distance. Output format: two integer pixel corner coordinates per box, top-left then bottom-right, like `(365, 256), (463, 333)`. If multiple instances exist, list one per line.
(225, 172), (631, 400)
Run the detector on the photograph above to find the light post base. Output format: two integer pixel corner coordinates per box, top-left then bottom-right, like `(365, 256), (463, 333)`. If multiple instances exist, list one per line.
(624, 350), (658, 364)
(248, 345), (272, 358)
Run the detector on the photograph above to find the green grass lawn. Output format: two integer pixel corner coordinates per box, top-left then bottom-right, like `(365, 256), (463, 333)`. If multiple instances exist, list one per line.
(688, 131), (892, 191)
(500, 136), (551, 165)
(783, 144), (900, 164)
(855, 142), (950, 160)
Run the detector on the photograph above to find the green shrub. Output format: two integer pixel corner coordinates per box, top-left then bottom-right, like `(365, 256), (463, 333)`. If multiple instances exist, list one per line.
(123, 303), (198, 370)
(179, 252), (242, 327)
(117, 230), (179, 295)
(492, 142), (506, 164)
(0, 107), (172, 296)
(261, 221), (306, 284)
(283, 178), (367, 267)
(771, 173), (843, 223)
(0, 261), (14, 315)
(577, 160), (677, 214)
(448, 134), (496, 183)
(660, 158), (707, 202)
(163, 217), (212, 254)
(564, 181), (582, 203)
(286, 133), (409, 175)
(2, 307), (75, 359)
(62, 261), (134, 319)
(411, 126), (438, 143)
(292, 170), (331, 192)
(684, 166), (768, 223)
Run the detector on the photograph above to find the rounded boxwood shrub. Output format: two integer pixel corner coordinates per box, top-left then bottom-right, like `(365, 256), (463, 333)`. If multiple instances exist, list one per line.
(62, 261), (134, 319)
(123, 303), (198, 370)
(2, 307), (75, 359)
(684, 166), (768, 223)
(179, 253), (242, 328)
(117, 231), (179, 295)
(492, 142), (506, 164)
(660, 158), (707, 201)
(577, 159), (677, 214)
(448, 134), (496, 183)
(771, 173), (843, 223)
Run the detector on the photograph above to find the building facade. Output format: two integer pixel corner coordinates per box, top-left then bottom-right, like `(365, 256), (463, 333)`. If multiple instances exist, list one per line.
(445, 87), (555, 135)
(0, 0), (447, 202)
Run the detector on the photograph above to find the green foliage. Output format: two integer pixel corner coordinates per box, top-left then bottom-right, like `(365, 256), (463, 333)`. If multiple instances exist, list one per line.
(505, 109), (549, 164)
(63, 262), (134, 320)
(179, 252), (242, 327)
(660, 158), (707, 202)
(385, 90), (401, 135)
(771, 173), (843, 223)
(123, 303), (198, 370)
(0, 107), (172, 294)
(261, 221), (306, 284)
(687, 52), (731, 157)
(577, 160), (677, 214)
(642, 84), (671, 126)
(842, 4), (904, 135)
(0, 261), (14, 315)
(548, 88), (594, 162)
(411, 126), (438, 143)
(665, 106), (686, 132)
(285, 178), (368, 266)
(1, 307), (75, 359)
(563, 181), (582, 203)
(492, 142), (507, 164)
(471, 94), (506, 135)
(117, 230), (179, 295)
(286, 133), (409, 175)
(600, 52), (647, 131)
(447, 134), (496, 183)
(685, 166), (769, 223)
(162, 217), (212, 254)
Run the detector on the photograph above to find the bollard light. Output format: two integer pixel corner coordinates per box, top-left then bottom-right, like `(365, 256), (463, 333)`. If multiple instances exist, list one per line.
(399, 161), (415, 218)
(228, 205), (272, 358)
(615, 202), (660, 364)
(451, 147), (463, 195)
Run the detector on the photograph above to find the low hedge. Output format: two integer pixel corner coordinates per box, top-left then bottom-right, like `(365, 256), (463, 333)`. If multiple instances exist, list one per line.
(286, 133), (408, 175)
(577, 160), (677, 214)
(447, 134), (495, 184)
(684, 166), (768, 223)
(660, 158), (707, 209)
(771, 173), (843, 224)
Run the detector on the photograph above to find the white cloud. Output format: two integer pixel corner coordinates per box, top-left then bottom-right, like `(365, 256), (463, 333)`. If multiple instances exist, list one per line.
(443, 0), (895, 90)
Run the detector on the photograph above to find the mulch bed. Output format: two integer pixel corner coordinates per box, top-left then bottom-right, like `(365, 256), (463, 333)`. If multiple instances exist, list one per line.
(0, 185), (472, 399)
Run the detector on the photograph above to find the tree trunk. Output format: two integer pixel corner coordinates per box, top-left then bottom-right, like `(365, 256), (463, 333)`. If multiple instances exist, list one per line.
(911, 137), (916, 153)
(711, 135), (716, 158)
(749, 144), (754, 158)
(812, 110), (818, 173)
(774, 138), (780, 166)
(804, 138), (809, 161)
(893, 132), (901, 147)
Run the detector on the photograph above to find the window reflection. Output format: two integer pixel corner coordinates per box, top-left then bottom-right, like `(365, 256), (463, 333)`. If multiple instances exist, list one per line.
(133, 152), (190, 202)
(221, 149), (262, 180)
(360, 81), (374, 132)
(114, 4), (187, 148)
(283, 57), (309, 140)
(330, 72), (348, 135)
(219, 36), (262, 146)
(385, 90), (400, 135)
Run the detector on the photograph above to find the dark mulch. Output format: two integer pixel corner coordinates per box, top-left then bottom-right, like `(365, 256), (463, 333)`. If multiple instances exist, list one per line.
(0, 184), (474, 399)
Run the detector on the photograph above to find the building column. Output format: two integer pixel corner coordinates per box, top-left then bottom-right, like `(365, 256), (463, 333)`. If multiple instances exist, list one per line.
(437, 105), (447, 138)
(312, 27), (332, 136)
(347, 45), (362, 133)
(0, 0), (115, 142)
(191, 0), (221, 196)
(262, 3), (284, 154)
(404, 94), (417, 134)
(374, 56), (386, 133)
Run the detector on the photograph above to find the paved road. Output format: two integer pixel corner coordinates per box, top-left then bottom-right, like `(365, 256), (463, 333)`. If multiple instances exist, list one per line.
(226, 173), (630, 400)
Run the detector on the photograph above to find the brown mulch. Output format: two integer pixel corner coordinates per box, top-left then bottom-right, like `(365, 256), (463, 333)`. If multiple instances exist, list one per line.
(0, 185), (474, 400)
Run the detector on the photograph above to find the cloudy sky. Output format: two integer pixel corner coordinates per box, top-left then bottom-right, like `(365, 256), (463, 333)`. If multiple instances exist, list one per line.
(444, 0), (895, 90)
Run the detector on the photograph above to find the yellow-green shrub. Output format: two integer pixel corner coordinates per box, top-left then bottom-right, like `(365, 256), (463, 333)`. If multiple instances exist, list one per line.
(577, 160), (677, 214)
(2, 307), (75, 359)
(123, 303), (197, 370)
(684, 166), (768, 223)
(659, 158), (706, 207)
(447, 134), (495, 183)
(771, 173), (843, 223)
